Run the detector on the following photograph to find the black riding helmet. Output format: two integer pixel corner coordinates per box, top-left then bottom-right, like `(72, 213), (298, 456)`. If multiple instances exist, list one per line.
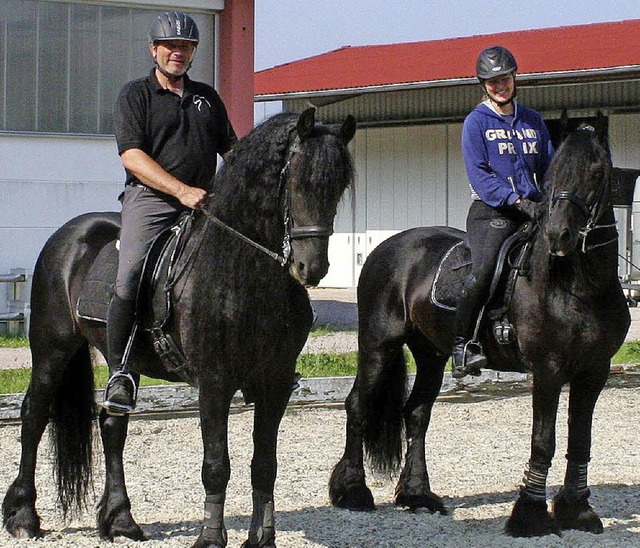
(148, 12), (199, 45)
(476, 46), (517, 81)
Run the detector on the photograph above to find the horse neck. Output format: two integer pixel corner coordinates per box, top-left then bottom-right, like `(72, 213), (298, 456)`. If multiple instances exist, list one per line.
(209, 160), (286, 244)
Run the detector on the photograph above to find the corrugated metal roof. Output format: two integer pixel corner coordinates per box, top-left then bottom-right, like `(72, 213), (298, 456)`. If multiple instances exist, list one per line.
(255, 19), (640, 99)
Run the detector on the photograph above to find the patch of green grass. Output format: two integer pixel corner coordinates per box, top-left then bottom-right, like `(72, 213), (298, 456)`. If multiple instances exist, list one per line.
(0, 341), (638, 396)
(308, 324), (355, 336)
(0, 334), (29, 348)
(612, 341), (640, 365)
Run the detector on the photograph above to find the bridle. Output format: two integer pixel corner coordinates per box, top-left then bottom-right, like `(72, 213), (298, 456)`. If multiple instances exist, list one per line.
(548, 125), (617, 253)
(201, 130), (334, 267)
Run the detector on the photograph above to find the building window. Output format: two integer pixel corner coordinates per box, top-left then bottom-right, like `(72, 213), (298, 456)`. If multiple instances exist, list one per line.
(0, 0), (214, 135)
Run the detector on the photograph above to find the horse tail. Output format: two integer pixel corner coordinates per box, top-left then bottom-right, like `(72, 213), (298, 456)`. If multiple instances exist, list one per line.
(49, 340), (97, 518)
(360, 347), (407, 476)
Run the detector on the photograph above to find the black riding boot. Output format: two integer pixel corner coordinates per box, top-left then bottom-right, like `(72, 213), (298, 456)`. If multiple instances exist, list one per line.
(103, 294), (138, 415)
(452, 276), (487, 379)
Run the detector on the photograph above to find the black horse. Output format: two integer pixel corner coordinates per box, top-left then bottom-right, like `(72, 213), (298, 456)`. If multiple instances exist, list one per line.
(329, 123), (630, 537)
(3, 108), (355, 547)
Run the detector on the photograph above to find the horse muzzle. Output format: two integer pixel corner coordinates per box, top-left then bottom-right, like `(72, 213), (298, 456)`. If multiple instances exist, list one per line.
(545, 223), (579, 257)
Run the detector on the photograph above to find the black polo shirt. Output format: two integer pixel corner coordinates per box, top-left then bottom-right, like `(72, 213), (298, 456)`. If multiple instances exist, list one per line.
(114, 69), (237, 190)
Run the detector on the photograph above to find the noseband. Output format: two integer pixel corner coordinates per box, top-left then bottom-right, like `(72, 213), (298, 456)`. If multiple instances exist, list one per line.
(202, 131), (334, 267)
(549, 127), (617, 253)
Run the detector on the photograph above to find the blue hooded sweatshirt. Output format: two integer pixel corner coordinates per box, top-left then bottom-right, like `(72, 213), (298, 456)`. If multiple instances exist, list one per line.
(461, 100), (554, 208)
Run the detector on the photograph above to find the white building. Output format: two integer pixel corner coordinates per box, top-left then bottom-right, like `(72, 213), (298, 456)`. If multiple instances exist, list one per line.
(256, 20), (640, 288)
(0, 0), (256, 331)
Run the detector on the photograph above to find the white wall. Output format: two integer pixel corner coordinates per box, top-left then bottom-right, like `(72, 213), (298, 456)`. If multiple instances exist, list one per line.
(320, 122), (471, 288)
(0, 134), (123, 311)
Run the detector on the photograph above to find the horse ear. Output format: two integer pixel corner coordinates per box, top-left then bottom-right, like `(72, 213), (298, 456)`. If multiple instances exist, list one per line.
(594, 111), (607, 139)
(340, 115), (357, 144)
(560, 109), (570, 141)
(297, 108), (316, 141)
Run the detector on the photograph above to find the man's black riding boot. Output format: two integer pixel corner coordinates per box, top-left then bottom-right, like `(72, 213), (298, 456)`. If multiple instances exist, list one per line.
(103, 294), (138, 415)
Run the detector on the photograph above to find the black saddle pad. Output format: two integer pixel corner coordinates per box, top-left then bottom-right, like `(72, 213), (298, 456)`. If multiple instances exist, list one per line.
(76, 241), (119, 322)
(76, 216), (190, 326)
(430, 241), (471, 311)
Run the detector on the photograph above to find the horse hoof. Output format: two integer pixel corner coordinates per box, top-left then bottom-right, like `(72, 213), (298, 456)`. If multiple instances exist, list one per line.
(329, 460), (375, 511)
(552, 489), (603, 534)
(505, 493), (561, 537)
(98, 510), (145, 541)
(3, 509), (42, 539)
(332, 486), (376, 511)
(395, 492), (448, 515)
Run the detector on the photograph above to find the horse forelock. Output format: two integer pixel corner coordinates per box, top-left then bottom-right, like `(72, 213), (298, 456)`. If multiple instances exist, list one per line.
(547, 127), (611, 196)
(296, 125), (355, 206)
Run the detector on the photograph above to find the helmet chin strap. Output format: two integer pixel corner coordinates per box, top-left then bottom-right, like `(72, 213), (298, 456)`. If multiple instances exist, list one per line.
(482, 81), (518, 108)
(153, 54), (194, 83)
(156, 63), (184, 83)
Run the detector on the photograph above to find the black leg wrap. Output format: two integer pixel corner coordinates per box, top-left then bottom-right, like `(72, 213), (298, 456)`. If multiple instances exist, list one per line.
(553, 461), (602, 534)
(201, 494), (227, 546)
(247, 490), (275, 547)
(521, 461), (548, 501)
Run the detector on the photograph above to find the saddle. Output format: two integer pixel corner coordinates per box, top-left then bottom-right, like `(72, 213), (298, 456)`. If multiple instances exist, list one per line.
(431, 223), (536, 348)
(76, 213), (196, 382)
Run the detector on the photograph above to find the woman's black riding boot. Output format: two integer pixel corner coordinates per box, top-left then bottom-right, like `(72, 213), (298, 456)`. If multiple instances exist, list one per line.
(103, 294), (138, 415)
(452, 276), (487, 378)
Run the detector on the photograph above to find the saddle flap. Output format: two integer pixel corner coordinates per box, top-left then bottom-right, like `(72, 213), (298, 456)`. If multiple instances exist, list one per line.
(76, 241), (119, 322)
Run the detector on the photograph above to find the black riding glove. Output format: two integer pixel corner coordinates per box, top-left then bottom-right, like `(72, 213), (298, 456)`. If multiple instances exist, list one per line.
(514, 199), (543, 221)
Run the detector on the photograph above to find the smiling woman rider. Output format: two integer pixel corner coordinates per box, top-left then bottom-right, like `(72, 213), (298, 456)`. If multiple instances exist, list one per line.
(451, 45), (555, 379)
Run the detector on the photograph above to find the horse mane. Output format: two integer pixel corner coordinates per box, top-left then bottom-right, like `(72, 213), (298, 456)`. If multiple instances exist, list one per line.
(546, 124), (613, 196)
(208, 113), (297, 231)
(187, 112), (354, 367)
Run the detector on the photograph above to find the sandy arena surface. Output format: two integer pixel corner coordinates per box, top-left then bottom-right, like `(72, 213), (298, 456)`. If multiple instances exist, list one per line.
(0, 386), (638, 547)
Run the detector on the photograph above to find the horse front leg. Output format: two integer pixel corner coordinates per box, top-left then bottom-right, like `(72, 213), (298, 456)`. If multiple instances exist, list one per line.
(506, 372), (562, 537)
(193, 381), (233, 548)
(329, 375), (375, 511)
(241, 380), (292, 548)
(394, 343), (447, 514)
(552, 366), (609, 534)
(97, 409), (145, 541)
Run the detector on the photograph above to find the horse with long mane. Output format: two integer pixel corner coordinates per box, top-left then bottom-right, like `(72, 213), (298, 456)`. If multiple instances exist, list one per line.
(329, 122), (629, 537)
(3, 108), (356, 547)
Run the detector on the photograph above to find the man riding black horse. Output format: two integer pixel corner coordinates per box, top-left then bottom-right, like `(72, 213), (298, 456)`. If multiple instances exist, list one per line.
(104, 12), (237, 414)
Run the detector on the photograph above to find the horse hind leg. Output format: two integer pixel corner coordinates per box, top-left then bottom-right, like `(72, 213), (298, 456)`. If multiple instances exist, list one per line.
(96, 409), (145, 541)
(552, 368), (609, 534)
(329, 374), (375, 511)
(2, 379), (51, 538)
(394, 336), (447, 514)
(3, 341), (88, 539)
(330, 331), (408, 511)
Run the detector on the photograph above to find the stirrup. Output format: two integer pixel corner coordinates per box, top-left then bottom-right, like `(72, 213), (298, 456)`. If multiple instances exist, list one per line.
(103, 371), (138, 416)
(462, 340), (485, 375)
(452, 340), (485, 379)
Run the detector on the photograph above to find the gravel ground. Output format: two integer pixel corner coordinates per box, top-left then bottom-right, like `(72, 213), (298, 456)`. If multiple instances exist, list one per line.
(0, 386), (638, 547)
(1, 289), (638, 546)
